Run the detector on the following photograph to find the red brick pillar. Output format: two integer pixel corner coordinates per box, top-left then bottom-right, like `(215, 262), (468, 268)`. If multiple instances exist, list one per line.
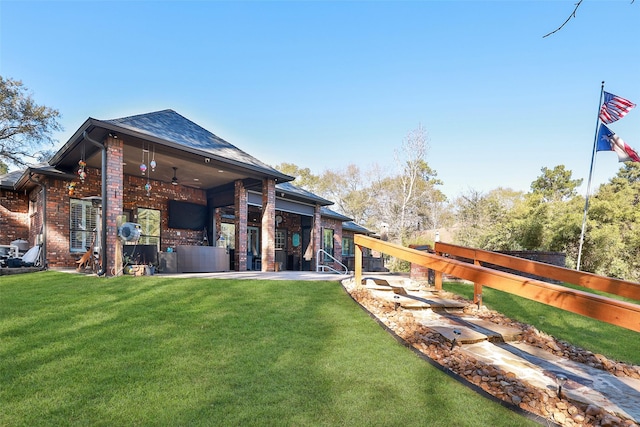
(104, 135), (123, 276)
(234, 180), (248, 271)
(312, 204), (321, 270)
(261, 178), (275, 271)
(334, 221), (343, 269)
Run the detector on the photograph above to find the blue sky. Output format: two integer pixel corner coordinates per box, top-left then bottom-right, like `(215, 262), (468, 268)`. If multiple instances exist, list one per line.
(1, 0), (638, 199)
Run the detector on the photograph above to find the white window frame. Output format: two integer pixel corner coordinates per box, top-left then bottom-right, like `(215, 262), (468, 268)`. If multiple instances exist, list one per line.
(70, 198), (97, 253)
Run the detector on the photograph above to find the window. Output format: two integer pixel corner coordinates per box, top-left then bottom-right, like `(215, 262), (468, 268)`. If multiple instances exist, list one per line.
(323, 228), (334, 261)
(70, 198), (98, 253)
(220, 223), (235, 249)
(275, 229), (286, 250)
(342, 236), (354, 256)
(135, 208), (161, 250)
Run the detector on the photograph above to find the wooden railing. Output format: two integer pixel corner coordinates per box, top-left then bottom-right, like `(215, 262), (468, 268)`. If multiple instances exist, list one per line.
(354, 235), (640, 333)
(434, 242), (640, 301)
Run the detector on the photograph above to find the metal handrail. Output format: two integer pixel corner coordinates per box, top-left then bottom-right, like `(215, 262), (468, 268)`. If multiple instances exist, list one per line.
(316, 249), (349, 275)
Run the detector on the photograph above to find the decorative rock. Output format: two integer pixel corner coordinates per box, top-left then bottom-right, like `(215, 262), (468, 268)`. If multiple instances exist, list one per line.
(572, 413), (585, 423)
(600, 413), (622, 427)
(585, 404), (602, 417)
(553, 411), (567, 424)
(344, 281), (640, 427)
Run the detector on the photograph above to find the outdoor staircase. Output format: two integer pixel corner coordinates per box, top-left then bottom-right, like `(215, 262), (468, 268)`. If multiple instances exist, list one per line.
(359, 276), (640, 424)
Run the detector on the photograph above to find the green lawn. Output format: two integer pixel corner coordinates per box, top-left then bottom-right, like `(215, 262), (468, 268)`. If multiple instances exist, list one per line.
(444, 281), (640, 365)
(0, 272), (537, 427)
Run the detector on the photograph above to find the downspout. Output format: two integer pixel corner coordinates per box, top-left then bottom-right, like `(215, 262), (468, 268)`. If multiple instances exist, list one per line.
(83, 131), (107, 276)
(27, 172), (46, 269)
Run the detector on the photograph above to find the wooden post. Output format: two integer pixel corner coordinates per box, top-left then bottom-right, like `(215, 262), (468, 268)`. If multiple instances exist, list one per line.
(434, 250), (443, 290)
(355, 244), (362, 287)
(474, 260), (483, 308)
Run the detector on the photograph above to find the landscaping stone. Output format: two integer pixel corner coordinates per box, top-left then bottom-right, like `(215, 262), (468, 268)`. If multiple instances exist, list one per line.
(343, 278), (640, 427)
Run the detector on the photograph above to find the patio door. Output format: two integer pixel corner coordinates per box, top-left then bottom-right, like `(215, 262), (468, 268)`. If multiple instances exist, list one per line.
(275, 229), (287, 270)
(247, 226), (260, 270)
(301, 216), (312, 271)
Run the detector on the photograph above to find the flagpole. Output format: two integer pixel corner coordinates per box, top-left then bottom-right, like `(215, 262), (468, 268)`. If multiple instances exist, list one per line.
(576, 81), (605, 271)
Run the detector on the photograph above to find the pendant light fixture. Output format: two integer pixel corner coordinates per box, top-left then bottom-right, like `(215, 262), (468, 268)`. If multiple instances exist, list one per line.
(140, 142), (147, 176)
(150, 145), (156, 172)
(172, 167), (179, 186)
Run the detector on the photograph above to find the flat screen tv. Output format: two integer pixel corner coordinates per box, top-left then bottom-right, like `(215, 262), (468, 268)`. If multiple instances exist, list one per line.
(168, 200), (208, 230)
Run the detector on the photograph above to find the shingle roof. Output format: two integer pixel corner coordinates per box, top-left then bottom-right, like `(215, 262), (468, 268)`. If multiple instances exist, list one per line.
(0, 169), (23, 189)
(320, 206), (352, 221)
(102, 109), (289, 179)
(342, 221), (373, 235)
(0, 163), (76, 190)
(275, 181), (333, 206)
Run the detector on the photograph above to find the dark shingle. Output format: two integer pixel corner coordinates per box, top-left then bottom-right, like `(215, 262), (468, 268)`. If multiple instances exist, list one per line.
(103, 109), (286, 177)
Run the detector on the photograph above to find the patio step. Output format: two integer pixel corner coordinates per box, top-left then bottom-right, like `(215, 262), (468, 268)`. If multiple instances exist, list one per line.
(412, 311), (522, 345)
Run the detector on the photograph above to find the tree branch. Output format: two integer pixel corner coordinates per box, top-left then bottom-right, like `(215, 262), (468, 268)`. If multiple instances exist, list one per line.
(544, 0), (635, 38)
(543, 0), (584, 38)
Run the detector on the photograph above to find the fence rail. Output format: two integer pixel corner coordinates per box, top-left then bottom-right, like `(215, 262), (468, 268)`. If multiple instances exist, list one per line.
(354, 235), (640, 333)
(434, 242), (640, 301)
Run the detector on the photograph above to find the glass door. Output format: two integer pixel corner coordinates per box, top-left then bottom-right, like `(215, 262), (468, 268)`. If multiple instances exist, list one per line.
(247, 226), (260, 270)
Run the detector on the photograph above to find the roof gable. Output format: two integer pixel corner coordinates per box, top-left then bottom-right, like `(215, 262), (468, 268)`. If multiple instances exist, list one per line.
(101, 109), (287, 178)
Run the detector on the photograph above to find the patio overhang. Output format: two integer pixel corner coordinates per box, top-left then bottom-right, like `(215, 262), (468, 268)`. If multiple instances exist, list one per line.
(49, 117), (294, 191)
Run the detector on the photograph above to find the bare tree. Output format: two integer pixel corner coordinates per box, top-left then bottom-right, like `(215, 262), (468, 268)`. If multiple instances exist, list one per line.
(394, 124), (429, 241)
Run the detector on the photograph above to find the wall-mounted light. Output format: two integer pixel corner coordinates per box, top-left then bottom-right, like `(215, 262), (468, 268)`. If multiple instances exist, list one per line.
(172, 167), (179, 186)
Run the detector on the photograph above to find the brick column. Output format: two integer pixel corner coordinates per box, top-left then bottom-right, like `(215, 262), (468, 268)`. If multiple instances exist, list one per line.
(104, 135), (123, 276)
(234, 180), (248, 271)
(334, 221), (343, 267)
(312, 204), (321, 270)
(261, 178), (275, 271)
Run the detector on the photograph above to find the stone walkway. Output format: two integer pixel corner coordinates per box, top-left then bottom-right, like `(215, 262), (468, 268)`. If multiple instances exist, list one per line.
(349, 275), (640, 426)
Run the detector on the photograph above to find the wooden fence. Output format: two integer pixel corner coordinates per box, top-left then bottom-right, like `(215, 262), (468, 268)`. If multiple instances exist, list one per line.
(354, 235), (640, 333)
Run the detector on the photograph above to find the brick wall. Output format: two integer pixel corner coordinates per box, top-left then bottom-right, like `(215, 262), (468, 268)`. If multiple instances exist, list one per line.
(124, 174), (206, 249)
(234, 180), (248, 270)
(17, 163), (210, 269)
(0, 189), (29, 245)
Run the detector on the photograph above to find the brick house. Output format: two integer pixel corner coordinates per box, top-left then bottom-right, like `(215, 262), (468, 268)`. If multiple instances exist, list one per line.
(0, 109), (377, 275)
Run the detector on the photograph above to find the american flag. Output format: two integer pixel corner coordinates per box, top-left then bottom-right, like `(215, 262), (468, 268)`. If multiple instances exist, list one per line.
(599, 91), (636, 124)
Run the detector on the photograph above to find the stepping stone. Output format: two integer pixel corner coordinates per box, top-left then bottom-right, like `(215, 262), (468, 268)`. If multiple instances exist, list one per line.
(428, 325), (488, 345)
(403, 294), (467, 310)
(458, 317), (523, 343)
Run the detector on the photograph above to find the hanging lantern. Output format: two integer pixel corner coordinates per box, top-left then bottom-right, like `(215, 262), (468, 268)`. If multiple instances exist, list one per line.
(150, 145), (156, 171)
(144, 182), (151, 193)
(77, 159), (87, 182)
(140, 163), (147, 175)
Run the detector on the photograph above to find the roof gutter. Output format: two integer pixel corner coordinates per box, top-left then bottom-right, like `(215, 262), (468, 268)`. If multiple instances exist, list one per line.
(83, 131), (107, 276)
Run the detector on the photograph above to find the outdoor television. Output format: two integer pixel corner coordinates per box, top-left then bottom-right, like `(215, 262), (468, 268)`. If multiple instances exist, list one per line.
(168, 200), (207, 230)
